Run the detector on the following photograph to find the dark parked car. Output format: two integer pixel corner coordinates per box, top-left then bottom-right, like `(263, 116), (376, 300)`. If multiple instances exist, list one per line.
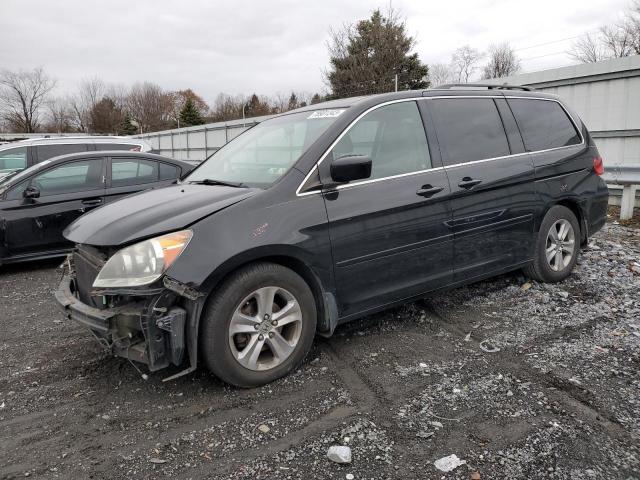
(0, 136), (153, 181)
(55, 85), (609, 387)
(0, 151), (193, 265)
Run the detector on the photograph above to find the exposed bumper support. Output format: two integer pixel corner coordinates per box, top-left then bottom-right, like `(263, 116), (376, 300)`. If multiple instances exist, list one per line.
(55, 275), (201, 380)
(55, 276), (118, 333)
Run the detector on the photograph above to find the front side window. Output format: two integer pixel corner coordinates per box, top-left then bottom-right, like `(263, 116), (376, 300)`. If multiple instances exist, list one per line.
(431, 98), (510, 165)
(30, 159), (103, 196)
(111, 159), (158, 187)
(508, 99), (581, 152)
(330, 101), (431, 180)
(0, 147), (27, 175)
(185, 109), (345, 187)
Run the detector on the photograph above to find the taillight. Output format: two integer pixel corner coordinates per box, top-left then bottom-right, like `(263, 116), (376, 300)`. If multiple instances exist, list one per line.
(593, 156), (604, 176)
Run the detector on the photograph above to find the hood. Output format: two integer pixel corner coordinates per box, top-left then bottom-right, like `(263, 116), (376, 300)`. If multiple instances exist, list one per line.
(64, 183), (257, 246)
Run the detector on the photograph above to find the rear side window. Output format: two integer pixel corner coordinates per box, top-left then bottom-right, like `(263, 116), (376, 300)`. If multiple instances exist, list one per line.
(0, 147), (27, 173)
(95, 143), (142, 152)
(35, 144), (88, 162)
(431, 98), (510, 165)
(330, 101), (431, 180)
(31, 159), (104, 196)
(508, 99), (581, 152)
(159, 163), (179, 180)
(111, 158), (158, 187)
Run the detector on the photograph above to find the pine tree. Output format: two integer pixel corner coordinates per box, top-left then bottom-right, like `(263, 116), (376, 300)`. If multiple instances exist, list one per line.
(179, 97), (205, 127)
(287, 92), (298, 111)
(119, 112), (138, 135)
(310, 93), (322, 104)
(326, 8), (429, 99)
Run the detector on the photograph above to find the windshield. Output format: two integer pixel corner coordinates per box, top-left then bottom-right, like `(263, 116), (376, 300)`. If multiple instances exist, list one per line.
(184, 109), (346, 187)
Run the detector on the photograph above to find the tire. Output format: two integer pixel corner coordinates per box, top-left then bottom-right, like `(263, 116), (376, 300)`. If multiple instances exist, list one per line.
(199, 262), (317, 387)
(524, 205), (580, 283)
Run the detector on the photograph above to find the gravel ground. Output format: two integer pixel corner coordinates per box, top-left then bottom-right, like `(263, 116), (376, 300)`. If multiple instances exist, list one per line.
(1, 220), (639, 479)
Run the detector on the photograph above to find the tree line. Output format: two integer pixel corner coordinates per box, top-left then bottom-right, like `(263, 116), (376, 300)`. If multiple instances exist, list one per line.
(0, 69), (321, 134)
(569, 0), (640, 63)
(2, 3), (639, 134)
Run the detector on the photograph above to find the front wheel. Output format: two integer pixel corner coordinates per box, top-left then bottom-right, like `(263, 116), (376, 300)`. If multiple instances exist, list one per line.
(199, 262), (317, 387)
(524, 205), (580, 283)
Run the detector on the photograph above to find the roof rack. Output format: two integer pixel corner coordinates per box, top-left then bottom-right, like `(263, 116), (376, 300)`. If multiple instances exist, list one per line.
(434, 83), (533, 91)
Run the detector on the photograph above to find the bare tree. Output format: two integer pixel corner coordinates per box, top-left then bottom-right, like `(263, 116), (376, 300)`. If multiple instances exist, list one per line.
(627, 0), (640, 53)
(127, 82), (173, 133)
(570, 2), (640, 63)
(46, 97), (74, 133)
(429, 63), (455, 86)
(451, 45), (483, 83)
(600, 24), (633, 57)
(569, 33), (607, 63)
(0, 67), (56, 133)
(481, 43), (521, 80)
(69, 77), (105, 132)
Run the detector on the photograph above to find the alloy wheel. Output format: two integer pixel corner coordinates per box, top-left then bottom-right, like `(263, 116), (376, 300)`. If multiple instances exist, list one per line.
(545, 219), (576, 272)
(228, 286), (303, 371)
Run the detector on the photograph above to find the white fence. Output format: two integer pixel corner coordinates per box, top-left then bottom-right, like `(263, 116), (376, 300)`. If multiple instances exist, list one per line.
(131, 115), (273, 163)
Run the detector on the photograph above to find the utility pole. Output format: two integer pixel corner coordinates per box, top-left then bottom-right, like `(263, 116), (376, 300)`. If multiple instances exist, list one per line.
(395, 74), (398, 92)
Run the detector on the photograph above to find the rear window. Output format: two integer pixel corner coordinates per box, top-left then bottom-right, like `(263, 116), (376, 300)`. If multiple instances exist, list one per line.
(159, 163), (179, 180)
(508, 99), (581, 152)
(111, 158), (158, 187)
(36, 144), (88, 162)
(431, 98), (510, 165)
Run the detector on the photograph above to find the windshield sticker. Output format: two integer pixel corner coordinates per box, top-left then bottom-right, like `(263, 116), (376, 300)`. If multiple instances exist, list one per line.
(307, 109), (345, 119)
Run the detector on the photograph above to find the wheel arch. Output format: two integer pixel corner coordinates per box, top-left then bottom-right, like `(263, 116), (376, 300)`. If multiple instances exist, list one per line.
(553, 198), (588, 244)
(198, 246), (336, 335)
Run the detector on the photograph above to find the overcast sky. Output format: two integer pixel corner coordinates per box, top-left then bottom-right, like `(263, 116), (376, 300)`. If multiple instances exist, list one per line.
(0, 0), (630, 104)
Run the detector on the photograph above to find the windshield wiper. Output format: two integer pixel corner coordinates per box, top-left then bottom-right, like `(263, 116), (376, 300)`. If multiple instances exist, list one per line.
(188, 178), (247, 188)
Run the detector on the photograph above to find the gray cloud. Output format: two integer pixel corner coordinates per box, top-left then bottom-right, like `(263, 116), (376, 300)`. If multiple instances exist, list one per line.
(0, 0), (630, 104)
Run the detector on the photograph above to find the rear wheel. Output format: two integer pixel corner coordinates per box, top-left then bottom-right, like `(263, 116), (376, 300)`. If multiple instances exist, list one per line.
(200, 262), (317, 387)
(524, 205), (580, 282)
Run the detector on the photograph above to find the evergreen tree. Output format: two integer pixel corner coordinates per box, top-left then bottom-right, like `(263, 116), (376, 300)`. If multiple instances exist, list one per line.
(287, 92), (298, 110)
(179, 97), (205, 127)
(244, 93), (271, 117)
(119, 112), (137, 135)
(326, 8), (429, 99)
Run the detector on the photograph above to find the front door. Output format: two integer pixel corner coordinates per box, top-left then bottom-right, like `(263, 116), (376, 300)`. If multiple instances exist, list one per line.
(2, 158), (105, 258)
(320, 100), (453, 317)
(427, 96), (536, 282)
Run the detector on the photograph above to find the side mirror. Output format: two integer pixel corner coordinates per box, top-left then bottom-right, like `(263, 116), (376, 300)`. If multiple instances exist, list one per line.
(23, 185), (40, 199)
(330, 155), (372, 183)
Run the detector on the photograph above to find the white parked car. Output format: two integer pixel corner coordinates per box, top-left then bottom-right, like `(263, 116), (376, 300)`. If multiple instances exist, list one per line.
(0, 136), (153, 180)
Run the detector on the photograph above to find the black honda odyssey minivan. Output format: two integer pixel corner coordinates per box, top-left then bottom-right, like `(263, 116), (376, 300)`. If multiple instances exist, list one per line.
(56, 85), (609, 387)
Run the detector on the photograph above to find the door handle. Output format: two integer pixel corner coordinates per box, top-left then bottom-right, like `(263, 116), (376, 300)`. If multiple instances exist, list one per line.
(81, 199), (102, 206)
(416, 185), (444, 197)
(458, 177), (482, 189)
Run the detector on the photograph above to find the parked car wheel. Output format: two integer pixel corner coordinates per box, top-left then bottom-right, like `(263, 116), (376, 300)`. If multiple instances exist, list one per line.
(524, 205), (580, 283)
(200, 262), (317, 387)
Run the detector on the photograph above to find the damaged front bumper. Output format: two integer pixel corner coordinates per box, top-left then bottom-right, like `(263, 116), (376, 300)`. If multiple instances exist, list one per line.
(55, 271), (203, 380)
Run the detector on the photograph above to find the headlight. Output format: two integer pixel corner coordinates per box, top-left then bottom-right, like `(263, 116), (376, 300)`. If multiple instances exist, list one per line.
(93, 230), (192, 288)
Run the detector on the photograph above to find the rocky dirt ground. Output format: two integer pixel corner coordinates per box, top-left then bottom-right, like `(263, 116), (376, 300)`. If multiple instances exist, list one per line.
(1, 219), (639, 480)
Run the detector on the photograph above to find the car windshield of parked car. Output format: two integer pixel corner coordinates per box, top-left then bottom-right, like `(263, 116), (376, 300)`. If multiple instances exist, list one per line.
(184, 109), (346, 187)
